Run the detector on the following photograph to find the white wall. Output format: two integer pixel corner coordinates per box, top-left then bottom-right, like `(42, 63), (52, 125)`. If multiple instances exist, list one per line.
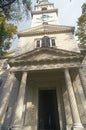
(15, 32), (80, 56)
(31, 12), (59, 27)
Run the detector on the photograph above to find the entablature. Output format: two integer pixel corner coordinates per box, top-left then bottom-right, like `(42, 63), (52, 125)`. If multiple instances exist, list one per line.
(10, 62), (82, 72)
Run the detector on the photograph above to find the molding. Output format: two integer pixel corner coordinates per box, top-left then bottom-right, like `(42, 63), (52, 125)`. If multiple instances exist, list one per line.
(10, 62), (82, 72)
(9, 47), (82, 61)
(32, 9), (58, 15)
(34, 3), (54, 7)
(18, 29), (73, 37)
(10, 58), (82, 66)
(18, 24), (74, 37)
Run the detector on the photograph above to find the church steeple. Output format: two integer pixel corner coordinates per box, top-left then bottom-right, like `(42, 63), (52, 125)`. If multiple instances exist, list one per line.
(31, 0), (59, 27)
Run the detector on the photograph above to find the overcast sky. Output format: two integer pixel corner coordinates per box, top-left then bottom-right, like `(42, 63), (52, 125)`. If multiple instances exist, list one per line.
(11, 0), (86, 49)
(18, 0), (86, 30)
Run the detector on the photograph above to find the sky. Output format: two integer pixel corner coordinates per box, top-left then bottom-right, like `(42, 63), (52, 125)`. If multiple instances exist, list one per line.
(11, 0), (86, 49)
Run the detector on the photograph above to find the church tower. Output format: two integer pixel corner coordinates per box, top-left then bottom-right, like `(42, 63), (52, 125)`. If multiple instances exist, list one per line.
(31, 0), (59, 27)
(0, 0), (86, 130)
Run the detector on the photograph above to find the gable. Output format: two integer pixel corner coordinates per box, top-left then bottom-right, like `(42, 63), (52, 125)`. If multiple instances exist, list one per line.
(18, 24), (74, 37)
(9, 48), (83, 66)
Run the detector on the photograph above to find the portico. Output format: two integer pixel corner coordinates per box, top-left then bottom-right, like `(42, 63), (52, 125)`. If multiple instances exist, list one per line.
(5, 47), (84, 130)
(8, 66), (85, 130)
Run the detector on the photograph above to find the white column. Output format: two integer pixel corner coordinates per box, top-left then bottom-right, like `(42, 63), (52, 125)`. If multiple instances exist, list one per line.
(64, 68), (84, 130)
(12, 72), (27, 130)
(79, 68), (86, 97)
(74, 72), (86, 112)
(0, 72), (15, 129)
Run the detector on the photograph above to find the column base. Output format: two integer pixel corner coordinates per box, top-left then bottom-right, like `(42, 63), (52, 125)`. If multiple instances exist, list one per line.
(0, 126), (1, 130)
(73, 128), (85, 130)
(72, 123), (85, 130)
(11, 126), (22, 130)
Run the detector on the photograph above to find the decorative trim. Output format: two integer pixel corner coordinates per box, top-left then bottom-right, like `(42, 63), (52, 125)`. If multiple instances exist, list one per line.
(10, 62), (82, 72)
(32, 9), (58, 15)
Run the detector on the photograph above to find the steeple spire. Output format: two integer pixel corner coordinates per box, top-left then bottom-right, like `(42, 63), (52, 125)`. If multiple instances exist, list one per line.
(37, 0), (49, 4)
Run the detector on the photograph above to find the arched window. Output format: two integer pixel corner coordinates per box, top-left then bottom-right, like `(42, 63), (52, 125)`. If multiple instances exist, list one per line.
(42, 7), (47, 11)
(42, 36), (50, 47)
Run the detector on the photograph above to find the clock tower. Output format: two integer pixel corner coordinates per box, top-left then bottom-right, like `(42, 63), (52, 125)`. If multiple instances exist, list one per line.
(31, 0), (59, 27)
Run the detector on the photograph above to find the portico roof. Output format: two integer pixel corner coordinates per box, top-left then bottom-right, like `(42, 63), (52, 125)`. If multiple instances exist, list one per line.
(18, 24), (75, 37)
(9, 48), (83, 70)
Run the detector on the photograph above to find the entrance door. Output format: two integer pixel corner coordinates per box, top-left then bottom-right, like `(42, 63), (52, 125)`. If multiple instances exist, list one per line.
(38, 90), (60, 130)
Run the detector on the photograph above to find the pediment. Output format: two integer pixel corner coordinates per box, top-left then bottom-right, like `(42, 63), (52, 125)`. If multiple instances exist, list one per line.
(9, 48), (82, 65)
(18, 24), (74, 36)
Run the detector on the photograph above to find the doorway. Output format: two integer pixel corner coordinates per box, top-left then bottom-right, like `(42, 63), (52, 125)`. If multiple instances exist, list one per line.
(38, 89), (60, 130)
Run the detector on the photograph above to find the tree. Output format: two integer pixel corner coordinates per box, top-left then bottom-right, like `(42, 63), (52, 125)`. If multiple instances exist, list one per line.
(0, 0), (31, 20)
(0, 15), (17, 55)
(76, 3), (86, 44)
(0, 0), (31, 55)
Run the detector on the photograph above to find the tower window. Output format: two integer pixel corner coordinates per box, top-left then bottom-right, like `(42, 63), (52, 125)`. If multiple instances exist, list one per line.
(36, 40), (40, 48)
(51, 39), (56, 46)
(43, 22), (48, 25)
(42, 7), (47, 11)
(42, 36), (50, 47)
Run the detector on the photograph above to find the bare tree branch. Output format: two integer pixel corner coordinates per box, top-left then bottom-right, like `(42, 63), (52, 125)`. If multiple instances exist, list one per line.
(0, 0), (16, 8)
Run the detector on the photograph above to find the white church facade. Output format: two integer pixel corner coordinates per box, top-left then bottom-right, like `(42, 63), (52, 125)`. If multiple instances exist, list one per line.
(0, 0), (86, 130)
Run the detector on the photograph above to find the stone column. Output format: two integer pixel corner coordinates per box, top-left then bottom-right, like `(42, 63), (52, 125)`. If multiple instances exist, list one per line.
(75, 71), (86, 112)
(12, 72), (27, 130)
(0, 72), (15, 129)
(64, 68), (84, 130)
(79, 68), (86, 97)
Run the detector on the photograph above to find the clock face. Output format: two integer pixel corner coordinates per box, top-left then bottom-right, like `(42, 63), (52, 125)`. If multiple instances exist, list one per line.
(41, 15), (49, 20)
(37, 14), (52, 22)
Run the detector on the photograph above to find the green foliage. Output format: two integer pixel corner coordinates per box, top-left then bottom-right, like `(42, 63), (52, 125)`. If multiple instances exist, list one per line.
(0, 0), (31, 56)
(76, 3), (86, 44)
(0, 0), (32, 20)
(0, 15), (17, 55)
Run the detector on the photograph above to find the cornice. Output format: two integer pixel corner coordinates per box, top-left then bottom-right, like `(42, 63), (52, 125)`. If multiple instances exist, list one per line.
(18, 24), (74, 37)
(9, 57), (82, 67)
(10, 62), (82, 72)
(9, 48), (83, 66)
(18, 29), (74, 37)
(34, 3), (54, 7)
(32, 9), (58, 15)
(0, 50), (15, 59)
(13, 47), (81, 59)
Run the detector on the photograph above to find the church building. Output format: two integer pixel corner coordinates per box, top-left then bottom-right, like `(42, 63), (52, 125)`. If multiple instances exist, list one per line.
(0, 0), (86, 130)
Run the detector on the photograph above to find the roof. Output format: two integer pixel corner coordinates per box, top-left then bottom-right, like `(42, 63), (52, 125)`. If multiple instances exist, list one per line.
(18, 24), (75, 37)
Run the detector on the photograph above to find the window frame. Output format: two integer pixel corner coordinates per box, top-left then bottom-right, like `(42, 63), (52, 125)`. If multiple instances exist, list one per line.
(35, 37), (56, 48)
(51, 38), (56, 47)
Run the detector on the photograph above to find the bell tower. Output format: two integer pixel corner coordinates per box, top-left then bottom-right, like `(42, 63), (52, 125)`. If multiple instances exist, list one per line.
(31, 0), (59, 27)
